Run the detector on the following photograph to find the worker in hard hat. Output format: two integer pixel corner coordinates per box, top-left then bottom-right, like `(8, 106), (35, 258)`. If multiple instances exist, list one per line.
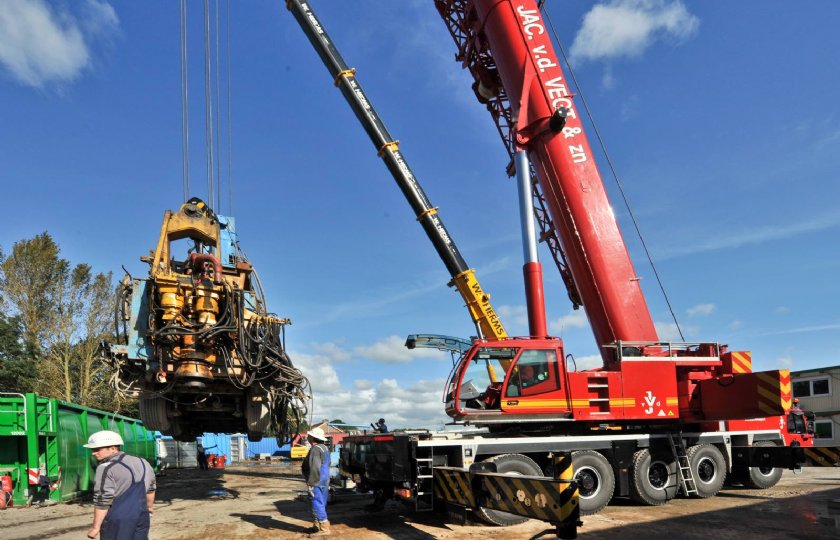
(84, 430), (156, 540)
(301, 427), (331, 536)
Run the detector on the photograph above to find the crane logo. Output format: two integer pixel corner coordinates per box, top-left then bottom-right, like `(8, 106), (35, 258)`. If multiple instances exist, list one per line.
(643, 391), (660, 415)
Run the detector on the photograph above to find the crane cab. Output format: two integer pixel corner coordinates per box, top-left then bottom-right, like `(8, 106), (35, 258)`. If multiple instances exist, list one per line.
(445, 338), (575, 422)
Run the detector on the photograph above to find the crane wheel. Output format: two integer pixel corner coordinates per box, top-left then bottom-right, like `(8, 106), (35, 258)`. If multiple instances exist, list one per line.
(686, 444), (726, 498)
(475, 453), (541, 526)
(743, 441), (783, 489)
(571, 450), (615, 515)
(629, 447), (678, 506)
(139, 397), (171, 432)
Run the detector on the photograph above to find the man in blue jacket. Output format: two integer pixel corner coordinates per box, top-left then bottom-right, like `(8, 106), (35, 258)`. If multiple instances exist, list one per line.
(302, 427), (330, 536)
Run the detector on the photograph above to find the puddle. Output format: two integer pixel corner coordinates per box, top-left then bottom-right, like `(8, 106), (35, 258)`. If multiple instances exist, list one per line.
(206, 489), (236, 499)
(816, 499), (840, 529)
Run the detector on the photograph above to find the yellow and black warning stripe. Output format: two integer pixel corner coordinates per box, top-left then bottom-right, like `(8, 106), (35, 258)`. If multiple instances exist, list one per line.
(433, 465), (578, 524)
(477, 471), (578, 523)
(433, 467), (476, 508)
(804, 446), (840, 467)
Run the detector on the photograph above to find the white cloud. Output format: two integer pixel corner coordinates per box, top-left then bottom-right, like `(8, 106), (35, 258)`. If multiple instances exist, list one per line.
(291, 352), (343, 394)
(658, 213), (840, 260)
(354, 335), (448, 364)
(655, 321), (686, 340)
(352, 379), (372, 391)
(309, 377), (449, 429)
(0, 0), (119, 88)
(776, 356), (793, 369)
(686, 303), (715, 317)
(570, 0), (699, 65)
(310, 341), (352, 362)
(729, 320), (743, 331)
(775, 307), (791, 315)
(569, 353), (603, 371)
(496, 304), (529, 329)
(761, 323), (840, 336)
(549, 310), (589, 334)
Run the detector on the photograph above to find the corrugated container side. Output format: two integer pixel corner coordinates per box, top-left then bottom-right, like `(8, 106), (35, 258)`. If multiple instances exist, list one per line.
(0, 393), (155, 506)
(246, 438), (284, 458)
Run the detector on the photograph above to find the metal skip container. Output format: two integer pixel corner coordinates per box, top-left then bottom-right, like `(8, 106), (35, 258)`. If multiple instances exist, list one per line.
(0, 392), (156, 506)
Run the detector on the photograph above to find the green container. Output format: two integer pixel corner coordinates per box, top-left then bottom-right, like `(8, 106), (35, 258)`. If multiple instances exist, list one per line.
(0, 393), (156, 506)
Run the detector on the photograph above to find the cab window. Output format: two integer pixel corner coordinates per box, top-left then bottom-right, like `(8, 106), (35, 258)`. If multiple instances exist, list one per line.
(458, 347), (515, 410)
(505, 349), (560, 397)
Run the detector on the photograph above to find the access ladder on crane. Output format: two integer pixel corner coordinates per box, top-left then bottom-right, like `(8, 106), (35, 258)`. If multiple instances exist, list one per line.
(414, 447), (435, 512)
(667, 432), (697, 496)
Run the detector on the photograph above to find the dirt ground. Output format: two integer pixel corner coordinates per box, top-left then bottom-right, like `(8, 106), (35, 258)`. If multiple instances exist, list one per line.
(5, 462), (840, 539)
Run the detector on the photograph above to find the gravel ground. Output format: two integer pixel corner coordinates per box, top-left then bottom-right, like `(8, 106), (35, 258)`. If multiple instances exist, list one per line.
(5, 462), (840, 539)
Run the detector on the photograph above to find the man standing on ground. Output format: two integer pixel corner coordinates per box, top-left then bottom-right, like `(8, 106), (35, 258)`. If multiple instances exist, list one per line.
(84, 430), (156, 540)
(196, 441), (208, 470)
(301, 427), (330, 536)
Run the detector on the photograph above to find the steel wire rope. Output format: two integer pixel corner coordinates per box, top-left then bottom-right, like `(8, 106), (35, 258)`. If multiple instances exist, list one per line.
(214, 0), (222, 211)
(542, 3), (685, 340)
(226, 0), (233, 216)
(180, 0), (190, 201)
(203, 0), (215, 205)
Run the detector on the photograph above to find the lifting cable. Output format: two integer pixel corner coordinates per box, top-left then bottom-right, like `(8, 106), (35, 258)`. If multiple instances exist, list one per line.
(181, 0), (235, 214)
(226, 0), (234, 216)
(179, 0), (190, 202)
(203, 0), (215, 207)
(541, 2), (685, 341)
(214, 0), (222, 212)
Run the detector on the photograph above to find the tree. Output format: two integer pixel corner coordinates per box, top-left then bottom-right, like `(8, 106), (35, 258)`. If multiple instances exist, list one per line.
(0, 234), (65, 359)
(0, 233), (120, 410)
(0, 313), (34, 392)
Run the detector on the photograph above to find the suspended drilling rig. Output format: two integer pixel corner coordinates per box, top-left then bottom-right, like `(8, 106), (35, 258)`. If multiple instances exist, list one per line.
(101, 198), (309, 442)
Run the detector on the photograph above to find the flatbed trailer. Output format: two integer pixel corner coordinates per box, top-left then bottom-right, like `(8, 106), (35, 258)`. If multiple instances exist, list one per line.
(340, 422), (807, 524)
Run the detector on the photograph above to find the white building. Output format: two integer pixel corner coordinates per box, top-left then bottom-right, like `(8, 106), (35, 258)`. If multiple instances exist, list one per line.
(791, 364), (840, 447)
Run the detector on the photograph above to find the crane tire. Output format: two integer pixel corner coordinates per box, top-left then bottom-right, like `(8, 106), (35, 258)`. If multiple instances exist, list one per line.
(629, 448), (678, 506)
(571, 450), (615, 515)
(139, 397), (170, 432)
(687, 444), (726, 498)
(744, 441), (784, 489)
(474, 454), (541, 526)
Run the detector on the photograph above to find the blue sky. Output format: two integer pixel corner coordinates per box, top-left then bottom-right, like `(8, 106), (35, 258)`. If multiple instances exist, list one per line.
(1, 0), (838, 429)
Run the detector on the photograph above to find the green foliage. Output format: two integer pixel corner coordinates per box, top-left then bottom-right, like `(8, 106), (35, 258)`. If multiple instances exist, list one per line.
(0, 233), (130, 412)
(0, 313), (35, 392)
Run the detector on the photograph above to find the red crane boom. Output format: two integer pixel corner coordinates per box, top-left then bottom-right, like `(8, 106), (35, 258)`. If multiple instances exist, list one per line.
(437, 0), (658, 362)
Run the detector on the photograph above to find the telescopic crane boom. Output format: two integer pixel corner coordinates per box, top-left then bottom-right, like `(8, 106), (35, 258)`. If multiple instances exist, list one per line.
(287, 0), (505, 341)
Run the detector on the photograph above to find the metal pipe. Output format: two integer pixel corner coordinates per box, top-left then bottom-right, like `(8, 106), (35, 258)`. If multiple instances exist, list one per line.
(516, 151), (547, 338)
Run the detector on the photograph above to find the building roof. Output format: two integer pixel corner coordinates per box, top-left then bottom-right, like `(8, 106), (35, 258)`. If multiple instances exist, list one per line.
(791, 364), (840, 377)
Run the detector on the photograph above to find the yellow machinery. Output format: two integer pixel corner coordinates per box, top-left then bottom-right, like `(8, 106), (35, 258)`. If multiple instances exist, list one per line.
(101, 198), (309, 442)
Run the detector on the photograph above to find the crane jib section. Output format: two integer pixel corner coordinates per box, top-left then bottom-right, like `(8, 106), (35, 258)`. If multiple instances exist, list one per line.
(464, 0), (659, 356)
(287, 0), (507, 340)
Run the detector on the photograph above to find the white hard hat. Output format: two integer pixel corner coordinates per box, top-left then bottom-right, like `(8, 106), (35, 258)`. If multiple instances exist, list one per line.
(307, 427), (326, 441)
(83, 430), (124, 448)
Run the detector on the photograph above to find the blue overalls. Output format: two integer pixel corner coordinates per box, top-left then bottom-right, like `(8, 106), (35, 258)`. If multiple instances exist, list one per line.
(101, 455), (150, 540)
(311, 444), (330, 522)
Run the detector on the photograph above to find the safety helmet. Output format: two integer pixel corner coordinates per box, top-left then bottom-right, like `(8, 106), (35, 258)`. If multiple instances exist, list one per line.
(378, 418), (385, 424)
(83, 430), (124, 449)
(307, 427), (326, 441)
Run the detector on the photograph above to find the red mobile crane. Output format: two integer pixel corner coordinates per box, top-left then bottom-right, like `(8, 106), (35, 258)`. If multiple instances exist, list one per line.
(288, 0), (814, 525)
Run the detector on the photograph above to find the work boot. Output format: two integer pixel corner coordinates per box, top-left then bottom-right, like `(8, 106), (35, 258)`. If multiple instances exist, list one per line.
(308, 520), (330, 537)
(307, 520), (319, 533)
